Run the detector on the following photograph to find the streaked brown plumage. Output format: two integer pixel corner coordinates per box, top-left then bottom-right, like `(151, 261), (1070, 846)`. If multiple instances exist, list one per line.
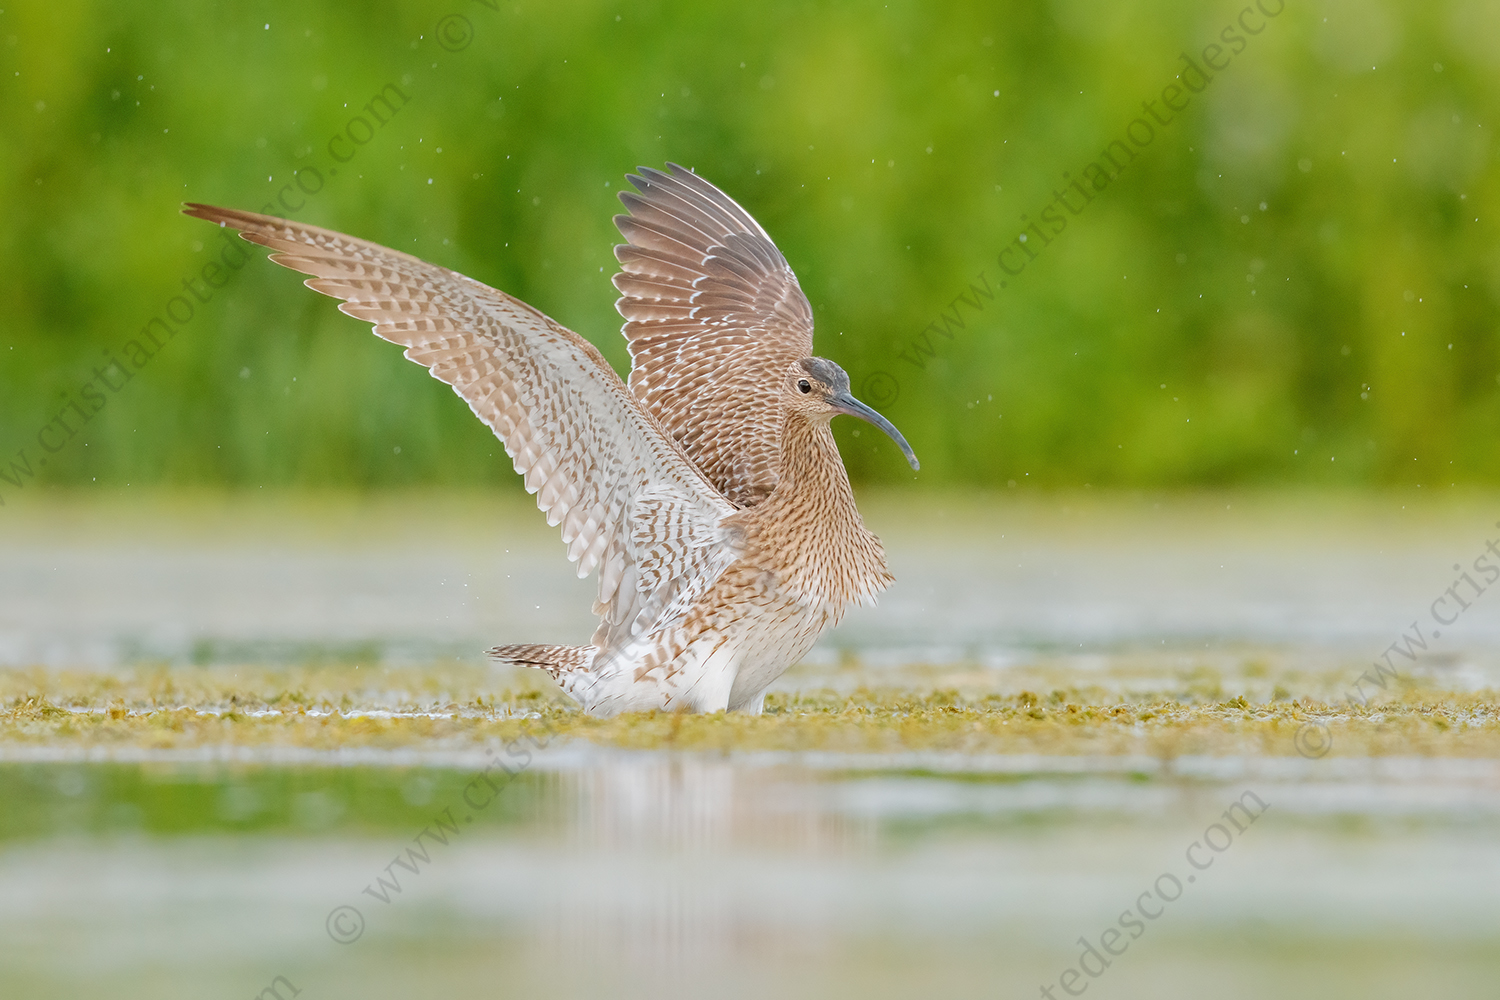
(184, 163), (917, 715)
(615, 167), (814, 507)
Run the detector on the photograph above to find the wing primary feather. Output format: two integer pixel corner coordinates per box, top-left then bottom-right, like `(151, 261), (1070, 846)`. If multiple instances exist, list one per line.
(611, 167), (815, 507)
(181, 200), (737, 657)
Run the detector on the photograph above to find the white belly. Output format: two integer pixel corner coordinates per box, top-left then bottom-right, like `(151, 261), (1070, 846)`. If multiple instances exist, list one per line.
(568, 596), (833, 716)
(722, 597), (831, 712)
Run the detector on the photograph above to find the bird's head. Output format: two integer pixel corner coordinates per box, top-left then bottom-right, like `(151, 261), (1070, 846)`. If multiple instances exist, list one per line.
(783, 357), (919, 471)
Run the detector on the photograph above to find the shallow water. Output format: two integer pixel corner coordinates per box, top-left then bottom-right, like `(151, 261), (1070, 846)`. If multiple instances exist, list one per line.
(6, 489), (1500, 667)
(3, 751), (1499, 999)
(2, 491), (1499, 999)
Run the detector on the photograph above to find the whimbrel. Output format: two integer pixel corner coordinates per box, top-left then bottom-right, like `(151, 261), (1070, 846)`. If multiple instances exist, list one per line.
(185, 164), (918, 715)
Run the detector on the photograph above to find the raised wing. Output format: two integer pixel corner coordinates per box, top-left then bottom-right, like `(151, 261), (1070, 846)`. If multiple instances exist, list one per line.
(182, 204), (738, 653)
(613, 164), (815, 507)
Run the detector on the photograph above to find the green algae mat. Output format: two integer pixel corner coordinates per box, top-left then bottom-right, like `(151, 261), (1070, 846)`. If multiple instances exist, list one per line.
(5, 659), (1497, 759)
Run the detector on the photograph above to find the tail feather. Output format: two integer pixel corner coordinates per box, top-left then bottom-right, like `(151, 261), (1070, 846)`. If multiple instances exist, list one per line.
(488, 643), (595, 680)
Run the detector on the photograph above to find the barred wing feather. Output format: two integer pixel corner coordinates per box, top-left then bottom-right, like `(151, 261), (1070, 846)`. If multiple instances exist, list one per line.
(613, 164), (815, 507)
(181, 204), (738, 654)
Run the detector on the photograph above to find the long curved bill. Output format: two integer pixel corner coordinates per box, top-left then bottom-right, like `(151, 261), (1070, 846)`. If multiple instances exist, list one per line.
(830, 393), (920, 471)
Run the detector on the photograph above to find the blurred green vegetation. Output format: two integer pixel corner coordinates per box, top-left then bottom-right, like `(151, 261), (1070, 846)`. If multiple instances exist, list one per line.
(0, 763), (550, 843)
(1, 0), (1497, 494)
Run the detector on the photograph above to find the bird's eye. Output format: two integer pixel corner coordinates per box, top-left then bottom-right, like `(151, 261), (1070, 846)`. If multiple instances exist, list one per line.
(797, 379), (812, 394)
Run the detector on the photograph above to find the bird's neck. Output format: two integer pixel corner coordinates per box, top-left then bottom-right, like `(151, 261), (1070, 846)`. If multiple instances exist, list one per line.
(772, 411), (853, 505)
(745, 408), (890, 609)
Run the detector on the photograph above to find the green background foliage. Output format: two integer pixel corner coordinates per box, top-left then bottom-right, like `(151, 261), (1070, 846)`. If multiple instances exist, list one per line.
(2, 0), (1497, 494)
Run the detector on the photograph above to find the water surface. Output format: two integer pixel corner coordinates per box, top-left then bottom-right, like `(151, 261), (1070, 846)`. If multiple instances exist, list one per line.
(2, 491), (1498, 999)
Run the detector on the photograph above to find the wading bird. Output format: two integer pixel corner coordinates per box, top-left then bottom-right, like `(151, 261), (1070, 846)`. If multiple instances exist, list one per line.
(185, 164), (917, 715)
